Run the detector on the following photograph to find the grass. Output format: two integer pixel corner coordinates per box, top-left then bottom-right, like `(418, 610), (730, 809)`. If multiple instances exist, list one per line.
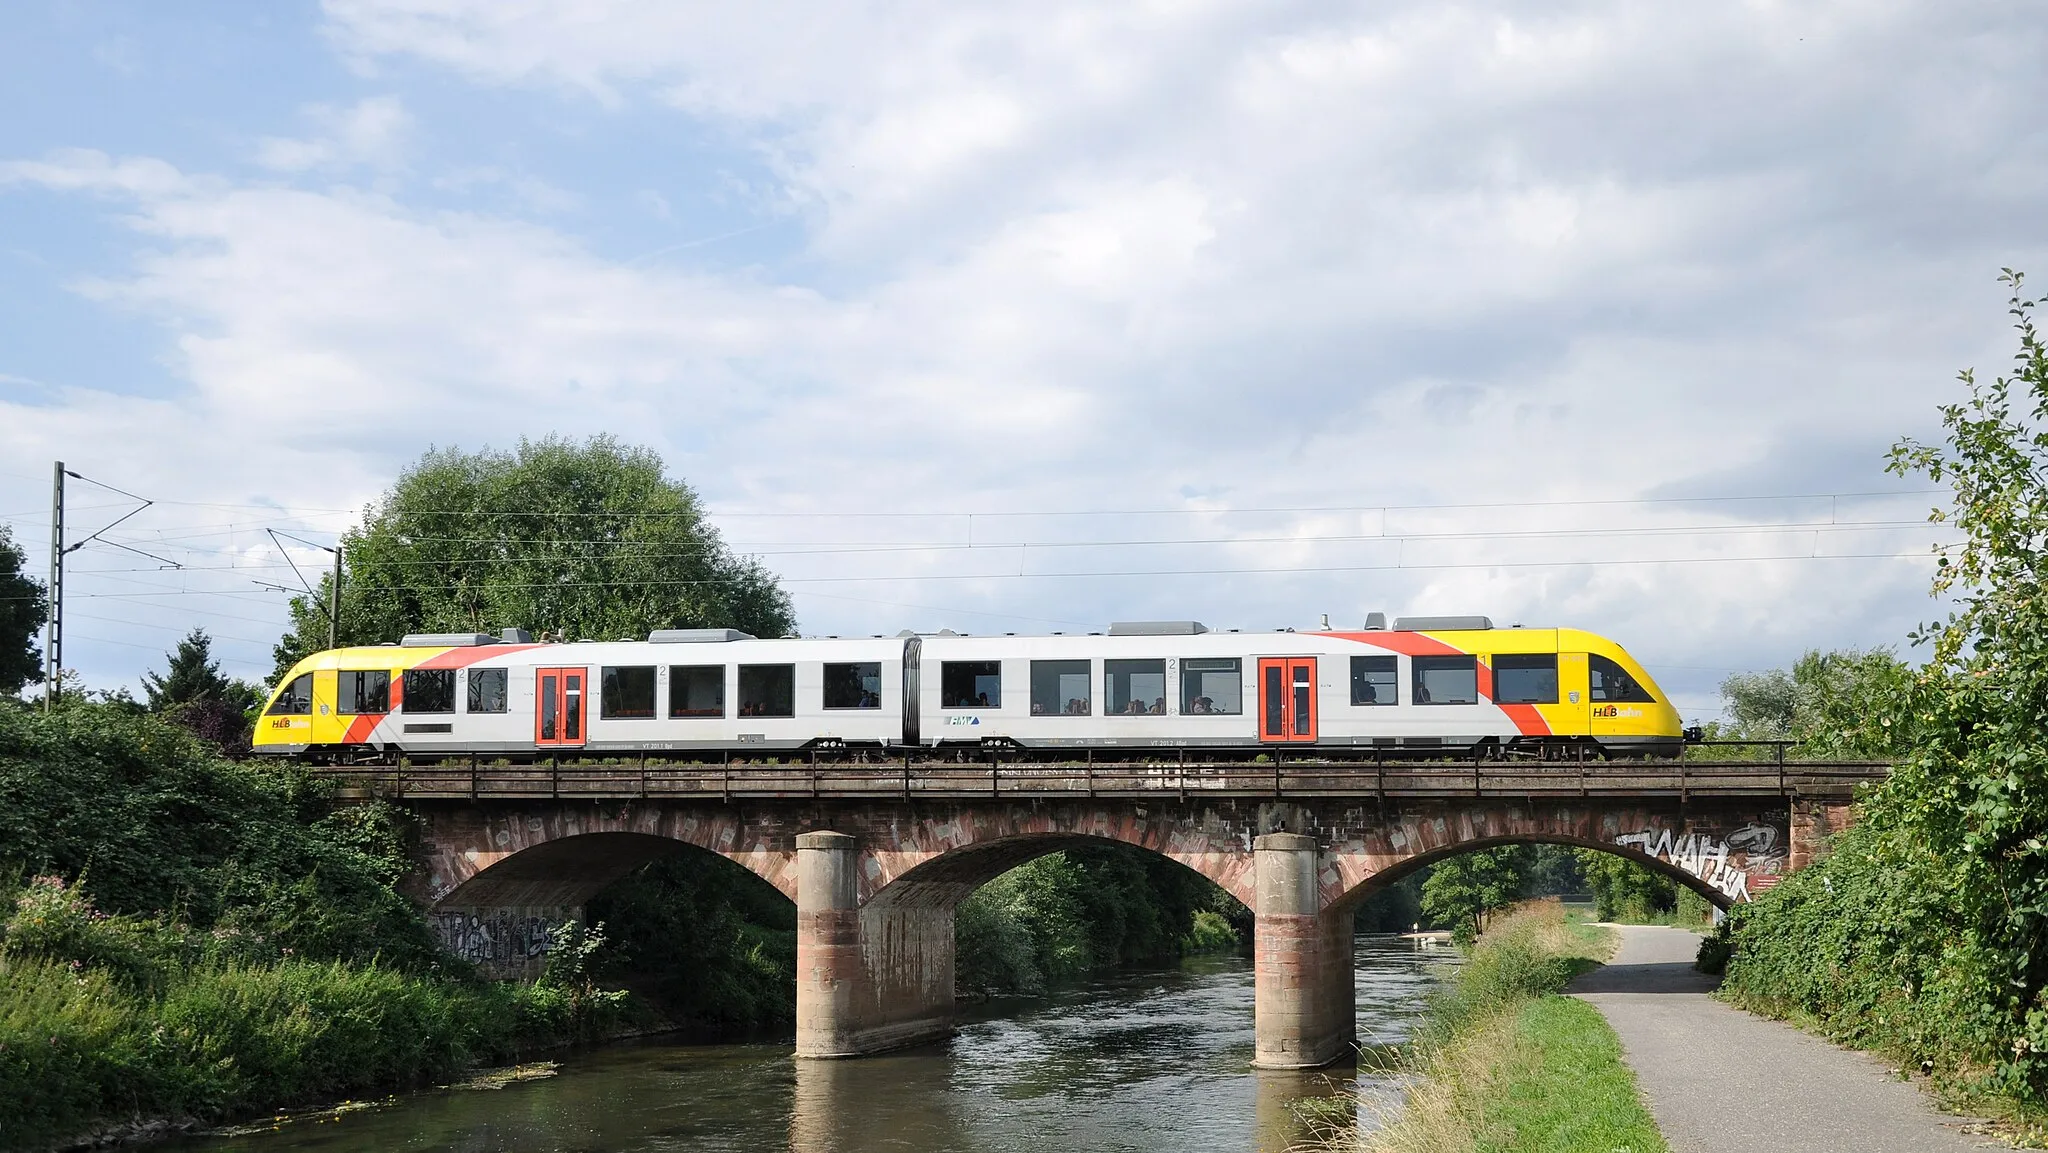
(0, 875), (630, 1151)
(0, 950), (617, 1151)
(1324, 904), (1668, 1153)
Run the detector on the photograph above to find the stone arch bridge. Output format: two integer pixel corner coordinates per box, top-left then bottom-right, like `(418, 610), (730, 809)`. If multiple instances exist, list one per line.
(325, 758), (1880, 1068)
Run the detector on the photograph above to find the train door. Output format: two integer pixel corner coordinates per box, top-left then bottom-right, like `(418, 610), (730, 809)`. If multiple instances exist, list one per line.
(1557, 652), (1592, 735)
(534, 667), (587, 748)
(1258, 657), (1318, 743)
(309, 669), (341, 744)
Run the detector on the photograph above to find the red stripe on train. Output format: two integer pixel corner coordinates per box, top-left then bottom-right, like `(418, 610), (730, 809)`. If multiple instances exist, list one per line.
(1326, 631), (1551, 736)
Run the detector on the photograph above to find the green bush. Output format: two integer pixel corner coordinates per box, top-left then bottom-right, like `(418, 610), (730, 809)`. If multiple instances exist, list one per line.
(1420, 914), (1587, 1041)
(0, 703), (440, 971)
(3, 875), (166, 990)
(1718, 821), (1977, 1074)
(0, 947), (598, 1150)
(1184, 910), (1240, 953)
(1695, 925), (1733, 976)
(583, 855), (795, 1030)
(0, 705), (640, 1149)
(1576, 850), (1677, 923)
(953, 845), (1250, 997)
(956, 881), (1047, 996)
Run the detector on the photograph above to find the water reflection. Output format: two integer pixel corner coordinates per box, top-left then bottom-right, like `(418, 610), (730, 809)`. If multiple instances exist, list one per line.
(171, 939), (1451, 1153)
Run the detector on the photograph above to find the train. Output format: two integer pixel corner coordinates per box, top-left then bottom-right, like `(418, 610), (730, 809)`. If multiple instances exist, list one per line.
(251, 614), (1686, 760)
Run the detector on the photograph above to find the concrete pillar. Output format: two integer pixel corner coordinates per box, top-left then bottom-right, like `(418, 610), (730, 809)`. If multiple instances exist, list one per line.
(1253, 832), (1355, 1068)
(794, 831), (956, 1057)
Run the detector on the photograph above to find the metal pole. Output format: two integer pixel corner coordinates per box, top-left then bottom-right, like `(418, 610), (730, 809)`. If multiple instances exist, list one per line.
(44, 462), (63, 711)
(328, 543), (342, 651)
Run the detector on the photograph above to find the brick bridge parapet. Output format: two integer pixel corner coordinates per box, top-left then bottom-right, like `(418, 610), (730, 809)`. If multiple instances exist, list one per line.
(403, 782), (1854, 1068)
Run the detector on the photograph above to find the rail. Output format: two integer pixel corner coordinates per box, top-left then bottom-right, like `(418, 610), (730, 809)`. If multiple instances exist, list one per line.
(312, 757), (1890, 803)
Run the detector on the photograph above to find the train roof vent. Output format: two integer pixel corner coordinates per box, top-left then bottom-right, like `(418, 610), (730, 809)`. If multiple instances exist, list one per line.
(649, 628), (756, 643)
(501, 627), (533, 644)
(1363, 612), (1387, 630)
(1107, 620), (1208, 636)
(1392, 615), (1494, 632)
(400, 632), (496, 647)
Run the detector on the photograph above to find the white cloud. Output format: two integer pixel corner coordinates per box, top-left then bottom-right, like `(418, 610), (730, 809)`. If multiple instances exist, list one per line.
(0, 148), (194, 197)
(255, 96), (414, 173)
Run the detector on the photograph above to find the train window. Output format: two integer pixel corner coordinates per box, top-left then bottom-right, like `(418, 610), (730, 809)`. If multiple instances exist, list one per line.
(670, 665), (725, 717)
(468, 668), (508, 713)
(1181, 658), (1241, 715)
(824, 662), (883, 710)
(1589, 654), (1656, 703)
(338, 669), (390, 714)
(266, 673), (312, 715)
(1105, 659), (1168, 716)
(941, 661), (1002, 708)
(1030, 660), (1092, 716)
(1412, 655), (1477, 705)
(1494, 654), (1558, 704)
(403, 668), (456, 714)
(739, 664), (795, 718)
(1350, 656), (1397, 705)
(601, 666), (658, 719)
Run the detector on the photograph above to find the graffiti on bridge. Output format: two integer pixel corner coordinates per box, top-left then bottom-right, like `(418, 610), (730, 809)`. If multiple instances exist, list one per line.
(1612, 819), (1787, 903)
(432, 908), (571, 975)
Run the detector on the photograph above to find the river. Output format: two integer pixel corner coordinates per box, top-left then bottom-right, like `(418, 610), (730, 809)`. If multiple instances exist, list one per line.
(168, 936), (1454, 1153)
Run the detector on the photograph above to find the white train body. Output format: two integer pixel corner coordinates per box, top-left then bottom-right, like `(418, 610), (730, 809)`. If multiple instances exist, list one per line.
(256, 619), (1685, 759)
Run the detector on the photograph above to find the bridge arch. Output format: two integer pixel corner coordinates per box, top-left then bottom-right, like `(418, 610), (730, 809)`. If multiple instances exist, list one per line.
(866, 829), (1254, 913)
(427, 825), (800, 979)
(1333, 834), (1739, 915)
(1317, 803), (1785, 910)
(417, 803), (798, 910)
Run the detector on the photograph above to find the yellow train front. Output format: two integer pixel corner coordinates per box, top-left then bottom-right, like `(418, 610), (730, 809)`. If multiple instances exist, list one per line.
(254, 618), (1686, 760)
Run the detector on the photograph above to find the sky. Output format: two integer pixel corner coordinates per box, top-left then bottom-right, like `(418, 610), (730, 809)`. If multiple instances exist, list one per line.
(2, 0), (2044, 722)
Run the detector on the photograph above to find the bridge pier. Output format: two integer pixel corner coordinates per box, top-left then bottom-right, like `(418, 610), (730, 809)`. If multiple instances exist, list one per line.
(1253, 832), (1356, 1068)
(795, 831), (956, 1058)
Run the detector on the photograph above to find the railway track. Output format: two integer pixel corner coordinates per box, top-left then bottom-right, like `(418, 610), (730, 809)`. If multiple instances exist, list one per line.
(312, 758), (1889, 802)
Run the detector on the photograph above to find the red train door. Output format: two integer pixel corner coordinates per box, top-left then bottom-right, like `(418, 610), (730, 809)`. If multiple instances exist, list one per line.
(535, 667), (587, 748)
(1258, 657), (1318, 743)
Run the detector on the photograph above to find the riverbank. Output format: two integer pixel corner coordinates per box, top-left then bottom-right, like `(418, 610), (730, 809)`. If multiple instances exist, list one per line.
(0, 925), (627, 1151)
(1332, 905), (1668, 1153)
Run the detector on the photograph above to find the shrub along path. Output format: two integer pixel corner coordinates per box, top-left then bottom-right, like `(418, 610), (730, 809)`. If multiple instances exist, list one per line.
(1570, 925), (1988, 1152)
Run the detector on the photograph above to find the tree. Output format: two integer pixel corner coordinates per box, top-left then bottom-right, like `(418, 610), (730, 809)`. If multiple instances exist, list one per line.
(1521, 843), (1587, 897)
(270, 436), (796, 679)
(0, 525), (48, 696)
(1575, 849), (1676, 922)
(1868, 268), (2048, 1094)
(1718, 668), (1796, 739)
(1715, 648), (1913, 758)
(1420, 847), (1528, 942)
(142, 628), (261, 751)
(143, 628), (236, 710)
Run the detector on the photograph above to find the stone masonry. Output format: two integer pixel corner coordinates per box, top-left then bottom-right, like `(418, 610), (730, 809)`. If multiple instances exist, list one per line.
(410, 794), (1846, 1065)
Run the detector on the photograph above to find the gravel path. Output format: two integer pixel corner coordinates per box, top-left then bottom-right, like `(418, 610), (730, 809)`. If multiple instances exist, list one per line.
(1569, 924), (1996, 1152)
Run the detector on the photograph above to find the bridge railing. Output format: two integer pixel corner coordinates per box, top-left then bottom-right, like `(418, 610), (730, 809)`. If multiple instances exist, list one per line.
(312, 759), (1890, 802)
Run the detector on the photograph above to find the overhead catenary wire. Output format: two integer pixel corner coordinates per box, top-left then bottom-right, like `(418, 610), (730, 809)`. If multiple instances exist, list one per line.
(0, 544), (1959, 604)
(0, 486), (1948, 521)
(31, 518), (1950, 575)
(8, 479), (1960, 689)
